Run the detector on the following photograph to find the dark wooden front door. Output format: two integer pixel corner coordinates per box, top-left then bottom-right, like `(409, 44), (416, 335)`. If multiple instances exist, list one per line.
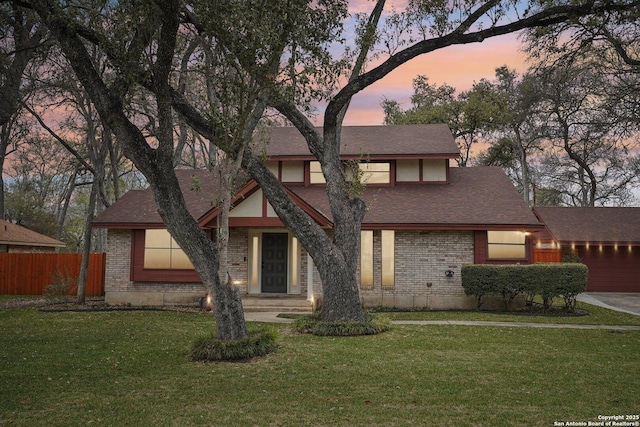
(261, 233), (288, 293)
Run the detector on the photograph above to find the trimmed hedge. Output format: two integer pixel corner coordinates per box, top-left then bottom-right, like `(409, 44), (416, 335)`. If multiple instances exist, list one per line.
(461, 263), (588, 312)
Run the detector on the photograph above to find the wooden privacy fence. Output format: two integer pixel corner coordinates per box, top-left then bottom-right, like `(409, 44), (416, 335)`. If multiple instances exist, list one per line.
(0, 253), (106, 296)
(533, 248), (562, 263)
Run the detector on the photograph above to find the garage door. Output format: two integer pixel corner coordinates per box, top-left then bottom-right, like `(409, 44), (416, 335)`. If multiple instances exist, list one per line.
(576, 245), (640, 292)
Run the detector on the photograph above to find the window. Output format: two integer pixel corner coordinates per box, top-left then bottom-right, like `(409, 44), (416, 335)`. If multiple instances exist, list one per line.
(309, 161), (326, 184)
(144, 229), (194, 269)
(487, 231), (526, 259)
(310, 161), (390, 185)
(359, 162), (390, 184)
(360, 230), (373, 287)
(381, 230), (395, 287)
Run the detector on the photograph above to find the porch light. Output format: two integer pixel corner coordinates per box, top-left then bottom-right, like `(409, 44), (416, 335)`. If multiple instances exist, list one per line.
(199, 293), (213, 311)
(445, 270), (454, 277)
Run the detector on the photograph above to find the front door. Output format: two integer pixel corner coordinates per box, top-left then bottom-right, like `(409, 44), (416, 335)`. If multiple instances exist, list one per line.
(261, 233), (288, 293)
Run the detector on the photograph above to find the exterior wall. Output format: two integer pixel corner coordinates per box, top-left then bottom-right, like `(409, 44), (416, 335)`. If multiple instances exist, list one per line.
(105, 229), (207, 305)
(357, 230), (477, 309)
(106, 228), (518, 309)
(228, 228), (249, 292)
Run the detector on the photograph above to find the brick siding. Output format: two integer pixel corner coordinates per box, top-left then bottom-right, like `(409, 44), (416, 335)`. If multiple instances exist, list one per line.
(358, 230), (476, 309)
(106, 228), (477, 309)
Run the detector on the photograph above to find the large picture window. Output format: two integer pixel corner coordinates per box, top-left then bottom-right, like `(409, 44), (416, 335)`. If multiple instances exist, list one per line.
(144, 229), (194, 269)
(487, 231), (526, 260)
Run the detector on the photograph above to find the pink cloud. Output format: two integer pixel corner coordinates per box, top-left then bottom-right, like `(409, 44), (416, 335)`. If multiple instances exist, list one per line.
(338, 33), (529, 125)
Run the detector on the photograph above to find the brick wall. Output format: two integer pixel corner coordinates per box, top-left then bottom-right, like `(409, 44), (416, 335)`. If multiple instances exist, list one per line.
(227, 228), (248, 293)
(106, 228), (478, 309)
(105, 229), (206, 305)
(359, 230), (476, 309)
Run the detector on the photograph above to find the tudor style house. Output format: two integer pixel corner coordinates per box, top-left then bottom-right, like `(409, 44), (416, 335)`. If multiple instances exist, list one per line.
(92, 124), (544, 309)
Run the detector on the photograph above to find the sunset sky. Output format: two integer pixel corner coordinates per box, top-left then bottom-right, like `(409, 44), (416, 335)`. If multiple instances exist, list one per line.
(327, 0), (532, 126)
(340, 33), (530, 126)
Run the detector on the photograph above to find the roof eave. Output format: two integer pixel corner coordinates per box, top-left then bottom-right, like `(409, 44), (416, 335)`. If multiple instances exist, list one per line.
(361, 223), (545, 231)
(0, 240), (66, 248)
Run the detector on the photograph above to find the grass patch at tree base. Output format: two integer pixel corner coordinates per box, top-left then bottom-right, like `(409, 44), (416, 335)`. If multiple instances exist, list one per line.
(294, 312), (391, 336)
(189, 326), (278, 362)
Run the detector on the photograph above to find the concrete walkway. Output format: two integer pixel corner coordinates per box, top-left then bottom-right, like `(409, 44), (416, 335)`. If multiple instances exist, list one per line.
(243, 311), (640, 331)
(577, 292), (640, 316)
(244, 292), (640, 331)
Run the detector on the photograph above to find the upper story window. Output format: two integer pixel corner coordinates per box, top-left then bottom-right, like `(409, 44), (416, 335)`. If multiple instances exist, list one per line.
(359, 162), (390, 184)
(309, 161), (326, 184)
(309, 161), (390, 185)
(396, 159), (447, 183)
(487, 231), (526, 260)
(144, 229), (194, 269)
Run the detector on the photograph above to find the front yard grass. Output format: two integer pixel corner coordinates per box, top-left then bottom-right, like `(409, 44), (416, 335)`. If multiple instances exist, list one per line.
(1, 307), (638, 426)
(381, 301), (640, 326)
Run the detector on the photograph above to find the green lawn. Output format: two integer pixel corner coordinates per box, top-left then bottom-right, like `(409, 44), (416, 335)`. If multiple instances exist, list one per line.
(381, 301), (640, 326)
(1, 307), (638, 427)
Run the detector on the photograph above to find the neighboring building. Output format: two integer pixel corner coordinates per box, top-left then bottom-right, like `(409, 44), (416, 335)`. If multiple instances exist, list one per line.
(0, 219), (65, 253)
(92, 125), (543, 309)
(533, 207), (640, 292)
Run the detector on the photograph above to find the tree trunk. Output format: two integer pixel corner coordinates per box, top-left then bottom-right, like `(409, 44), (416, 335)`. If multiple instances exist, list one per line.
(77, 174), (98, 304)
(29, 0), (248, 340)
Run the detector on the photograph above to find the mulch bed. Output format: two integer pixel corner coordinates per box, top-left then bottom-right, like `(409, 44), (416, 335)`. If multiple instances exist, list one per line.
(3, 298), (588, 316)
(1, 297), (205, 313)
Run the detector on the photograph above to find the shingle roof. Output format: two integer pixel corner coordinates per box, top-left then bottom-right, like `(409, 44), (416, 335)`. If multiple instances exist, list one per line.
(93, 167), (541, 230)
(262, 124), (460, 159)
(289, 167), (542, 229)
(92, 169), (248, 228)
(534, 207), (640, 244)
(0, 220), (65, 248)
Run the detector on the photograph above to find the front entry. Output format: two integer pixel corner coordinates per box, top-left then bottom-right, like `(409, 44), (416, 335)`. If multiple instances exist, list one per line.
(261, 233), (288, 293)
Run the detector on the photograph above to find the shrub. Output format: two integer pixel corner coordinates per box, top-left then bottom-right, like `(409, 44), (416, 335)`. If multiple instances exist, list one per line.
(293, 313), (391, 336)
(462, 263), (588, 312)
(461, 265), (500, 309)
(44, 268), (78, 300)
(561, 249), (582, 263)
(189, 326), (278, 362)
